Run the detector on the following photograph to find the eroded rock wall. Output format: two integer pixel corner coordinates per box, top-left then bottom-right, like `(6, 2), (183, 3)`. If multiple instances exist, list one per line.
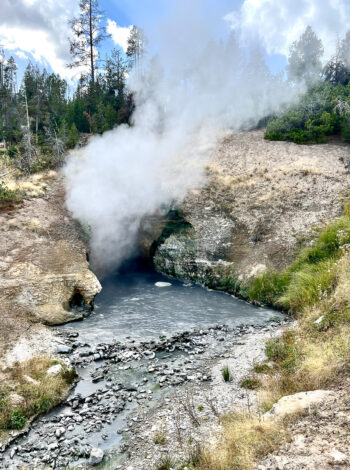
(153, 130), (350, 283)
(0, 172), (101, 358)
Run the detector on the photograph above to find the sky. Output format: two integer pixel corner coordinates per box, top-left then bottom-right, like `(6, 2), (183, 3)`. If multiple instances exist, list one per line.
(1, 0), (350, 86)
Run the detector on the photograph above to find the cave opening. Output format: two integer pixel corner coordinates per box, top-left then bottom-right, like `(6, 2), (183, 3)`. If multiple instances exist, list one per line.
(69, 291), (85, 309)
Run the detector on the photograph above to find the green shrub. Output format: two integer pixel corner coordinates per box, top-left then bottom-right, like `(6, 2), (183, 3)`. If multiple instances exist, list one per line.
(0, 181), (22, 209)
(265, 82), (346, 144)
(265, 331), (299, 372)
(153, 430), (167, 445)
(33, 396), (52, 414)
(9, 410), (26, 430)
(7, 145), (18, 159)
(218, 276), (241, 295)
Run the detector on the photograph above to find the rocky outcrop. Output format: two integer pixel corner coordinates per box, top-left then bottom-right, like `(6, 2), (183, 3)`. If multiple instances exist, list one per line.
(153, 130), (350, 284)
(0, 172), (101, 359)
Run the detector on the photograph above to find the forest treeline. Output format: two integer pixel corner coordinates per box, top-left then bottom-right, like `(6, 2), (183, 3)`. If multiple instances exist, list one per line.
(0, 0), (143, 173)
(1, 0), (350, 177)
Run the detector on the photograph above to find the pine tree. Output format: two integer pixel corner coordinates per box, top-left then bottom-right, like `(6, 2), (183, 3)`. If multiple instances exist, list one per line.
(68, 0), (110, 85)
(126, 26), (145, 73)
(288, 26), (324, 85)
(105, 48), (127, 101)
(324, 39), (349, 85)
(67, 123), (79, 149)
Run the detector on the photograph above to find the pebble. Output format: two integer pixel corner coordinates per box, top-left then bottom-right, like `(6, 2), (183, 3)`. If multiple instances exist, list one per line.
(56, 345), (72, 354)
(2, 319), (288, 468)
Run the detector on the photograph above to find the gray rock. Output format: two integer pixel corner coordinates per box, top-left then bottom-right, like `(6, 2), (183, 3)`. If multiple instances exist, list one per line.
(89, 448), (104, 466)
(57, 345), (72, 354)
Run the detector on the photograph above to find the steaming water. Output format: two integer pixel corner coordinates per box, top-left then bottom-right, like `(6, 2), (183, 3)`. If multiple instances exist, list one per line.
(60, 263), (281, 345)
(2, 264), (285, 469)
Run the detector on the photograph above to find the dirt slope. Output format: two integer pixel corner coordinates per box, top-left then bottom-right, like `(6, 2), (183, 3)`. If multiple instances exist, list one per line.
(154, 130), (350, 282)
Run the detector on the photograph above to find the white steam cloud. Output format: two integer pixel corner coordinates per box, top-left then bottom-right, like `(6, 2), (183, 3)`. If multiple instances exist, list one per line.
(64, 0), (297, 273)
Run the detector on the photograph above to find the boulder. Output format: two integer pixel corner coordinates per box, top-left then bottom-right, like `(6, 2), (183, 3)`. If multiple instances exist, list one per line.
(89, 448), (104, 466)
(266, 390), (336, 419)
(328, 450), (349, 465)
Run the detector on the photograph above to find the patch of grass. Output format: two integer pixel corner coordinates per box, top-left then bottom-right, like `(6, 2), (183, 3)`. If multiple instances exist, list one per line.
(154, 456), (175, 470)
(0, 181), (23, 210)
(240, 377), (261, 390)
(153, 430), (167, 445)
(221, 365), (233, 382)
(247, 271), (291, 306)
(217, 276), (241, 296)
(196, 412), (287, 470)
(265, 331), (299, 372)
(278, 259), (337, 311)
(0, 357), (75, 435)
(253, 364), (272, 374)
(197, 404), (204, 412)
(247, 212), (350, 312)
(256, 248), (350, 404)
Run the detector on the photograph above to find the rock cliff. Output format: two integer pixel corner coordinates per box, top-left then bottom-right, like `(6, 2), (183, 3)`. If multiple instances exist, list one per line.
(153, 130), (350, 284)
(0, 172), (101, 361)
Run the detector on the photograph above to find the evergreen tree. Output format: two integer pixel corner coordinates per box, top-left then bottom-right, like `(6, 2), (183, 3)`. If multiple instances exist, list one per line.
(324, 39), (349, 85)
(67, 123), (80, 149)
(339, 30), (350, 70)
(126, 26), (145, 73)
(288, 26), (324, 85)
(68, 0), (110, 85)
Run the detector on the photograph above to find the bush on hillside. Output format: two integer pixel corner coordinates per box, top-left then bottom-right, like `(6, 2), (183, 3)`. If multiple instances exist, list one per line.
(265, 82), (350, 144)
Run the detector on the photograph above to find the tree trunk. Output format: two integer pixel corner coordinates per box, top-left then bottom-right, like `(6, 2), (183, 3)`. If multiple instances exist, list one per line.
(89, 0), (95, 85)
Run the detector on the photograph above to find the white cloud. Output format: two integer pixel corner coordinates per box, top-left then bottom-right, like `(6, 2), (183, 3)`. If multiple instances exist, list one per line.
(107, 19), (131, 52)
(14, 50), (29, 60)
(226, 0), (350, 60)
(0, 0), (79, 80)
(0, 26), (76, 79)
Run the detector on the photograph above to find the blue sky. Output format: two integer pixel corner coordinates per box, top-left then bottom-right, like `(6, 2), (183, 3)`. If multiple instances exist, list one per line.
(1, 0), (349, 87)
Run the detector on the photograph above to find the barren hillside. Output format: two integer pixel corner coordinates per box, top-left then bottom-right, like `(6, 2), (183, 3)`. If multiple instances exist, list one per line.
(154, 130), (350, 282)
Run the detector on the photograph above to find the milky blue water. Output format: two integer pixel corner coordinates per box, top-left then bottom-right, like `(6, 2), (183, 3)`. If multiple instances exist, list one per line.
(61, 264), (282, 345)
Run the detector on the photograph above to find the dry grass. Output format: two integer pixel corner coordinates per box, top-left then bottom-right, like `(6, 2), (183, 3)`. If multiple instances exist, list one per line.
(201, 213), (350, 469)
(5, 170), (57, 198)
(0, 356), (76, 438)
(254, 249), (350, 411)
(196, 412), (287, 470)
(27, 218), (41, 233)
(7, 218), (23, 230)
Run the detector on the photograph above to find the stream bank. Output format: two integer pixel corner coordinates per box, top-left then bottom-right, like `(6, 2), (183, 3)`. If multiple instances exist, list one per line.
(0, 267), (287, 469)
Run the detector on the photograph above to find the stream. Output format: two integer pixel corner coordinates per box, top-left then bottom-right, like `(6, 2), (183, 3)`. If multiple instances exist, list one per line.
(1, 263), (286, 469)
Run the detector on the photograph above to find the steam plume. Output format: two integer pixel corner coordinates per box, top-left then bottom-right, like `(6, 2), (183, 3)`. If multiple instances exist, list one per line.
(64, 1), (296, 272)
